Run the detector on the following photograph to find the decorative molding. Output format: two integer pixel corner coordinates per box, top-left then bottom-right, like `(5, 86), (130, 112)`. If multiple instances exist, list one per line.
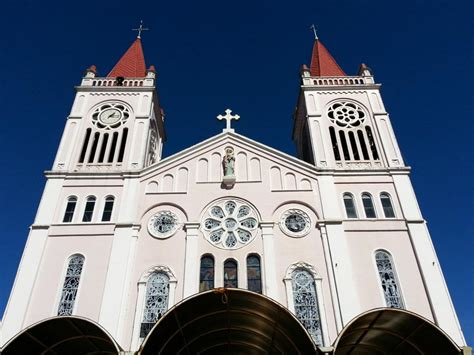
(284, 261), (321, 280)
(88, 92), (140, 96)
(139, 265), (177, 283)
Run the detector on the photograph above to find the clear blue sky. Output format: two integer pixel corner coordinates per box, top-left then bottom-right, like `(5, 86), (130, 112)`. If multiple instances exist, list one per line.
(0, 0), (472, 345)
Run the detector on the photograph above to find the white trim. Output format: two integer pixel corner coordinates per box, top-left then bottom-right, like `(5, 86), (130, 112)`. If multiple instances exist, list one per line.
(131, 265), (177, 351)
(372, 249), (406, 309)
(53, 253), (86, 316)
(283, 262), (330, 347)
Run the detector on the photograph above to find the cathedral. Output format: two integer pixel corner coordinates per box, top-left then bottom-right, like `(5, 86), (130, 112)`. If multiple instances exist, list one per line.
(0, 29), (469, 354)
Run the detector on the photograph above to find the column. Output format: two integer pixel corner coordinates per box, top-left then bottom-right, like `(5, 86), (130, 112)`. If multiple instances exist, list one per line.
(183, 222), (200, 298)
(261, 222), (279, 301)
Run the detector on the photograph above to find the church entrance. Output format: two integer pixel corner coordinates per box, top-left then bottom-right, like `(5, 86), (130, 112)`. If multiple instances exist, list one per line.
(139, 288), (317, 354)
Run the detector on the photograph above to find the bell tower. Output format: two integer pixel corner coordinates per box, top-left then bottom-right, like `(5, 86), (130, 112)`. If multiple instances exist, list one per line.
(293, 37), (404, 170)
(52, 36), (165, 173)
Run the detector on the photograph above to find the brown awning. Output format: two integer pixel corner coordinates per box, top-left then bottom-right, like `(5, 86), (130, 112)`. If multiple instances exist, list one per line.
(1, 316), (121, 355)
(333, 308), (461, 355)
(139, 288), (317, 354)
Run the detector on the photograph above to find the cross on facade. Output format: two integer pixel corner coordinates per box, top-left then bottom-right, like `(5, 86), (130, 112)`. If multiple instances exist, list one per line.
(217, 109), (240, 132)
(132, 20), (149, 39)
(310, 24), (318, 40)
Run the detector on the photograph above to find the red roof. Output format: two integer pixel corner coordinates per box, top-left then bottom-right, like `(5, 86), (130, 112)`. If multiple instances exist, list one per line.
(310, 40), (346, 77)
(108, 38), (146, 78)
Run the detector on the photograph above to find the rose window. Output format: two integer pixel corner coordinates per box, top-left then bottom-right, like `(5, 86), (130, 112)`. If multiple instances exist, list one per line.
(280, 209), (311, 237)
(202, 200), (258, 249)
(91, 102), (130, 130)
(327, 101), (366, 128)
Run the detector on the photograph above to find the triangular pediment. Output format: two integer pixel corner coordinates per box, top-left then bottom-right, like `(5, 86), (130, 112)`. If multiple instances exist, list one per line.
(141, 132), (319, 194)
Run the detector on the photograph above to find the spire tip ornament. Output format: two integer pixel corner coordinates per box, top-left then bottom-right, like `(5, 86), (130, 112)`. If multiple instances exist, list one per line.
(310, 24), (318, 40)
(132, 20), (149, 39)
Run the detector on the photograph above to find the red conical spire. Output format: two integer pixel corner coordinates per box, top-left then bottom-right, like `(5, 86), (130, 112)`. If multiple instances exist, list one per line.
(310, 39), (346, 77)
(108, 38), (146, 78)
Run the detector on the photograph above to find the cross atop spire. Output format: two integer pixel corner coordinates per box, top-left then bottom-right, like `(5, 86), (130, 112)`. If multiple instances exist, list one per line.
(217, 109), (240, 132)
(132, 20), (149, 39)
(310, 24), (318, 40)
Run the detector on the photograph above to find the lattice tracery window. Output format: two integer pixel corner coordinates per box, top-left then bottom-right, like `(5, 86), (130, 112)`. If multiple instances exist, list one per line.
(326, 101), (380, 163)
(375, 251), (404, 308)
(140, 273), (170, 338)
(57, 254), (84, 316)
(202, 199), (258, 249)
(292, 269), (323, 345)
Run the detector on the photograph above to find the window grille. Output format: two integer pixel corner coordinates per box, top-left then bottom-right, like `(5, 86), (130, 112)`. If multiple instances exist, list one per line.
(375, 251), (404, 308)
(224, 259), (238, 288)
(380, 193), (396, 218)
(82, 196), (96, 222)
(292, 269), (323, 345)
(343, 194), (357, 218)
(101, 196), (114, 222)
(247, 255), (262, 294)
(199, 255), (215, 292)
(63, 197), (77, 223)
(140, 273), (170, 338)
(57, 255), (84, 315)
(362, 193), (376, 218)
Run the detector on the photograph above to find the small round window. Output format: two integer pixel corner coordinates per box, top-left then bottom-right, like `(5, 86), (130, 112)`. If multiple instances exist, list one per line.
(280, 209), (311, 237)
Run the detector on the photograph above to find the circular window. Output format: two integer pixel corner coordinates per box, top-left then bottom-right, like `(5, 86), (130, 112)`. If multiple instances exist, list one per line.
(327, 101), (366, 128)
(202, 199), (259, 249)
(148, 211), (180, 239)
(91, 102), (130, 130)
(280, 209), (311, 237)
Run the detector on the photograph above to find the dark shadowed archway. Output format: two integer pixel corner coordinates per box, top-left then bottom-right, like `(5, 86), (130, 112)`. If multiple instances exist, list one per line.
(333, 308), (461, 355)
(140, 288), (317, 354)
(1, 316), (121, 355)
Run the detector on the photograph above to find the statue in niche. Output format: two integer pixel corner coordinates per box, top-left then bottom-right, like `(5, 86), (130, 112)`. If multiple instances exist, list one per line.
(223, 147), (235, 177)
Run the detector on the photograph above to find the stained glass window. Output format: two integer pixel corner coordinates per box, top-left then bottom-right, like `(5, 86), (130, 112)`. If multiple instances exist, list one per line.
(224, 259), (238, 288)
(380, 193), (396, 218)
(63, 197), (77, 223)
(57, 254), (84, 316)
(343, 194), (357, 218)
(200, 255), (214, 292)
(247, 255), (262, 294)
(375, 251), (404, 308)
(101, 196), (114, 222)
(140, 273), (170, 338)
(292, 269), (323, 345)
(82, 196), (96, 222)
(362, 193), (376, 218)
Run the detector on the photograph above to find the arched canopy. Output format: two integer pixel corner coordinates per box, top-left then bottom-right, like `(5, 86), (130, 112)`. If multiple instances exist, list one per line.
(1, 316), (121, 355)
(140, 288), (317, 354)
(333, 308), (461, 355)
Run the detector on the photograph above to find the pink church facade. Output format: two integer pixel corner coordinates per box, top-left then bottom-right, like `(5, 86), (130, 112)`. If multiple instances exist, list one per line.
(0, 35), (468, 354)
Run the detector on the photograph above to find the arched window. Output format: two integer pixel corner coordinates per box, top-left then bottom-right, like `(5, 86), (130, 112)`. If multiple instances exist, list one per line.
(375, 251), (404, 308)
(292, 269), (323, 345)
(101, 196), (114, 222)
(140, 273), (170, 338)
(63, 197), (77, 223)
(247, 255), (262, 294)
(380, 193), (396, 218)
(224, 259), (238, 288)
(362, 193), (376, 218)
(82, 196), (96, 222)
(57, 254), (84, 315)
(199, 255), (214, 292)
(343, 193), (357, 218)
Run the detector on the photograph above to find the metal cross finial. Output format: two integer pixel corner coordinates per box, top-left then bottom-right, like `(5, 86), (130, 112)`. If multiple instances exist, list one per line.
(217, 109), (240, 132)
(132, 20), (149, 39)
(310, 24), (318, 40)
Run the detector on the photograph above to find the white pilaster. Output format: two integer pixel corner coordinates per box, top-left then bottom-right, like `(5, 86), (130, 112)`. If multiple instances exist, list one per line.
(0, 226), (48, 346)
(183, 222), (200, 298)
(260, 222), (279, 301)
(394, 174), (466, 346)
